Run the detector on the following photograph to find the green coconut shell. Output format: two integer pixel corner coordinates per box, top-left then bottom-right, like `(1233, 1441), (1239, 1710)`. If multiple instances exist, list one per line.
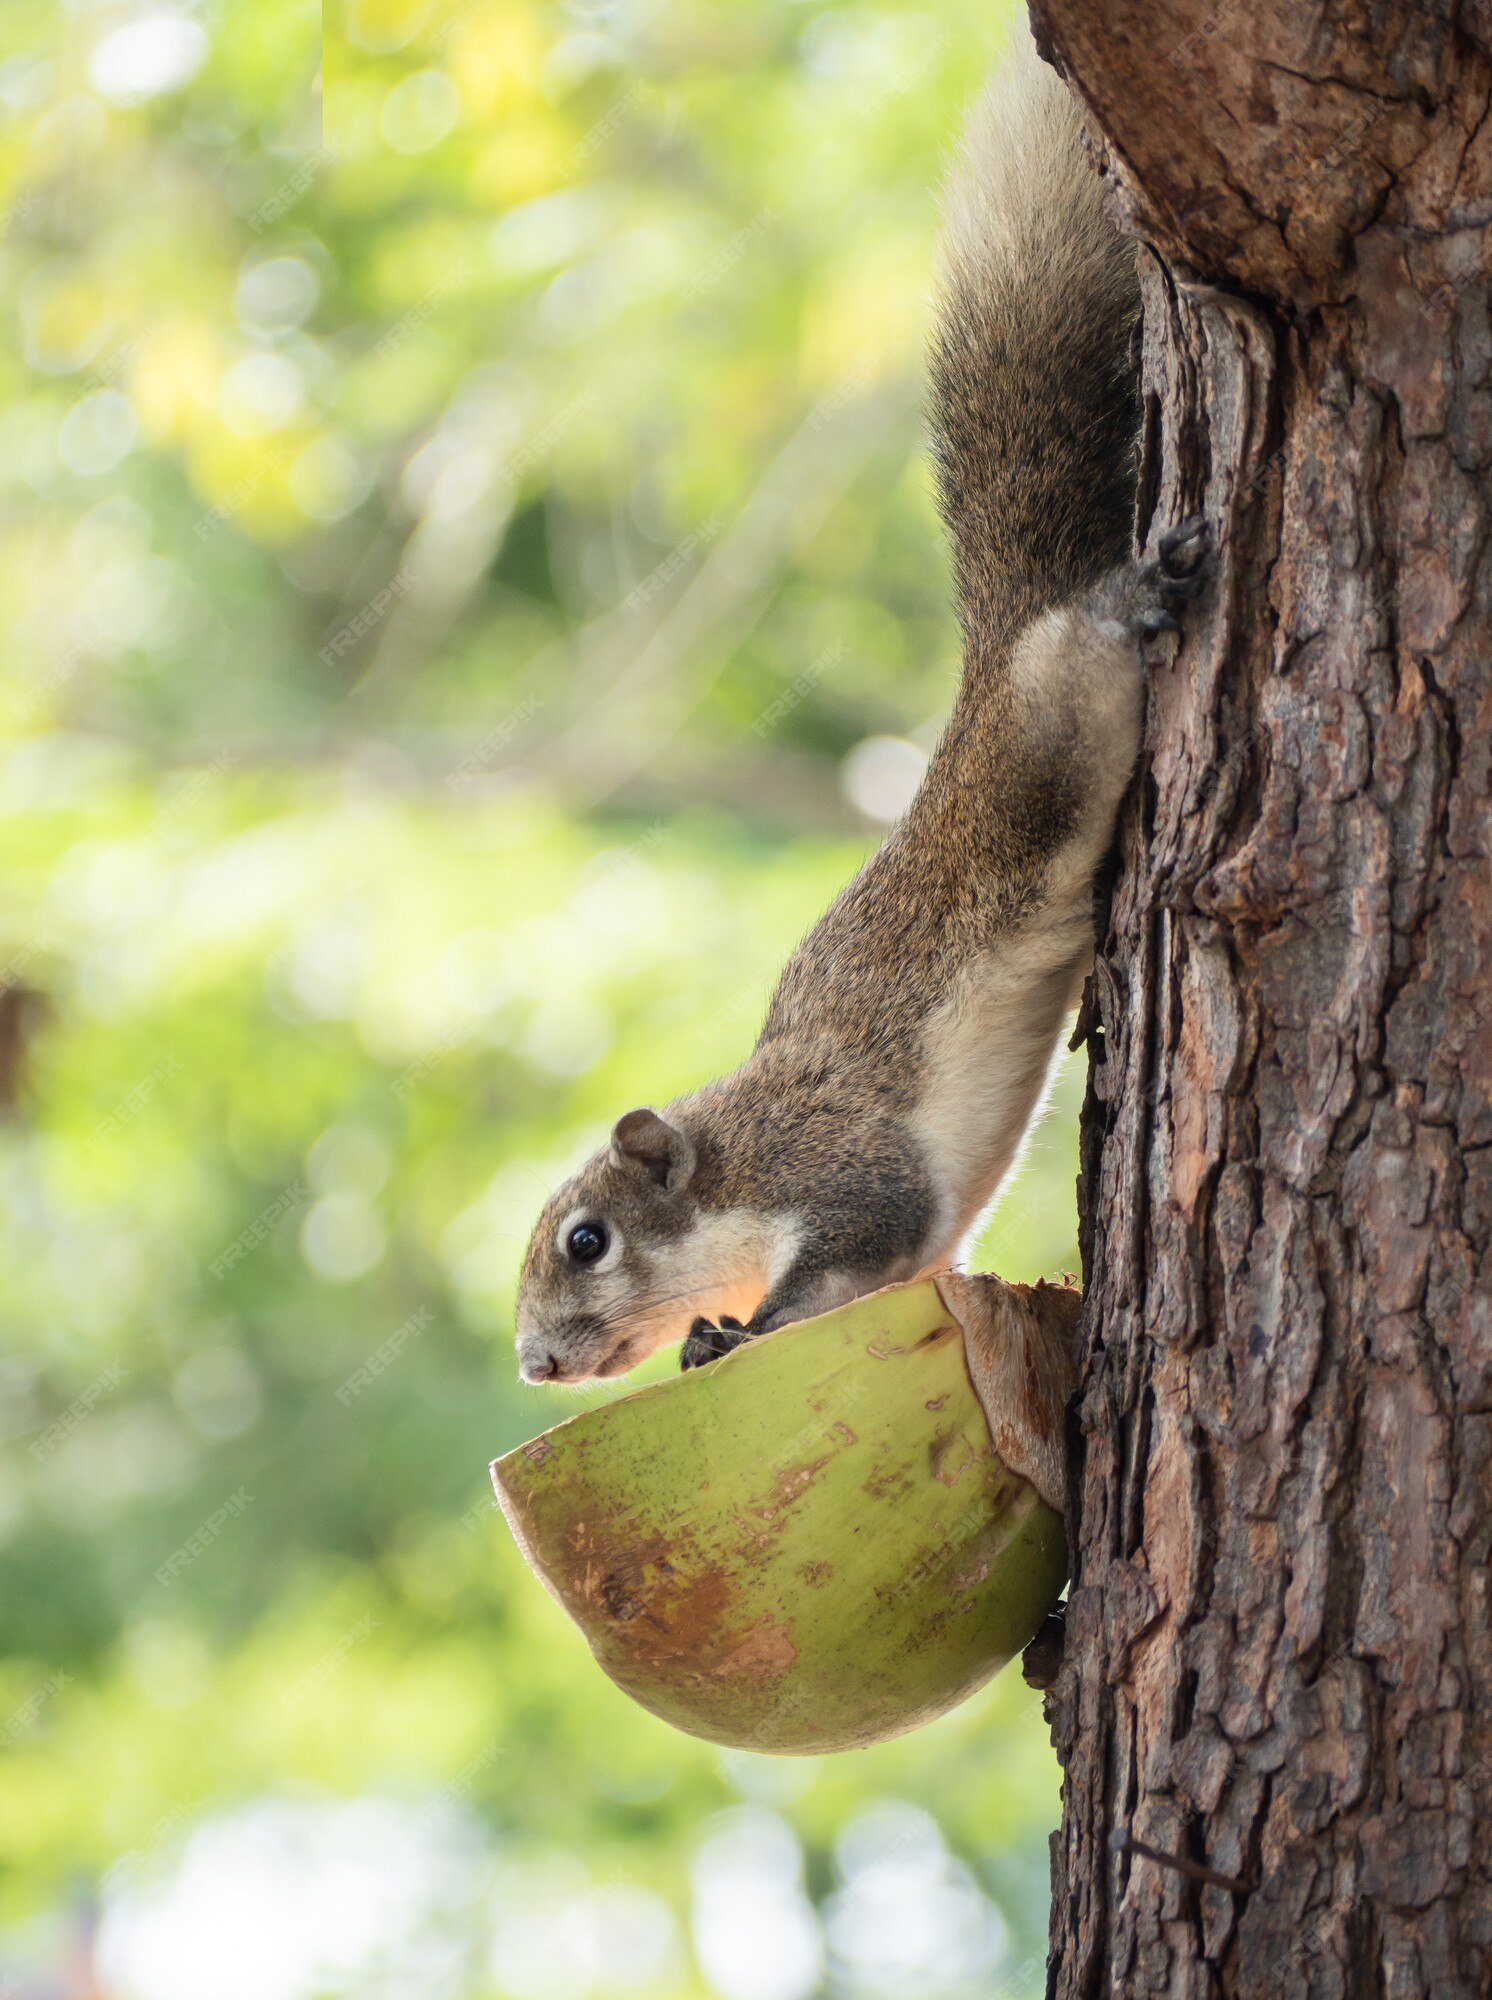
(492, 1274), (1074, 1755)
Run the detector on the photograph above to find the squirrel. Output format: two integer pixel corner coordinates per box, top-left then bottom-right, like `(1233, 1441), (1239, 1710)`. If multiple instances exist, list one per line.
(513, 25), (1209, 1386)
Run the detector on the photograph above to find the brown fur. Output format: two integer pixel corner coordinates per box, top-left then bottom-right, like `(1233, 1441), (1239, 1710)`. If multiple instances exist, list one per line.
(514, 32), (1207, 1385)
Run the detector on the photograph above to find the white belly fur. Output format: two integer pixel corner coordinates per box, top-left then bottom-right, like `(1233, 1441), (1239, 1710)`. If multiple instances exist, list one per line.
(908, 914), (1092, 1264)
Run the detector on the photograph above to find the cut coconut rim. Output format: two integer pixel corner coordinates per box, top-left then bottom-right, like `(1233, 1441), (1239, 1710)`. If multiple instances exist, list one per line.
(491, 1272), (1078, 1754)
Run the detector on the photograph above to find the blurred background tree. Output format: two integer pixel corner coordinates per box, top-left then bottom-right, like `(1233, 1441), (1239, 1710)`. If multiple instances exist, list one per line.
(0, 0), (1085, 1994)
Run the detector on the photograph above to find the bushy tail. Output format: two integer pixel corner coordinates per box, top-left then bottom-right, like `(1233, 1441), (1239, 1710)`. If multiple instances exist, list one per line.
(930, 30), (1139, 676)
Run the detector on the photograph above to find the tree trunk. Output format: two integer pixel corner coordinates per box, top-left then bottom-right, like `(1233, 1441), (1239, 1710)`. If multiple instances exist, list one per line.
(1025, 4), (1492, 1994)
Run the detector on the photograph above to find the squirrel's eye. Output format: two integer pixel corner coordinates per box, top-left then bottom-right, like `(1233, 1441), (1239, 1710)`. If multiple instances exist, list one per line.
(567, 1221), (608, 1265)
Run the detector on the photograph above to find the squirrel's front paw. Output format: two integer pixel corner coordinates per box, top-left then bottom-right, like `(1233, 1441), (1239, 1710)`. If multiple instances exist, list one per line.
(1133, 513), (1212, 641)
(679, 1315), (751, 1371)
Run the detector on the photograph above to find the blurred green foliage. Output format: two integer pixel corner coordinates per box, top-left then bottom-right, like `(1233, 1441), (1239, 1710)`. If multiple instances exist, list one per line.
(0, 0), (1085, 1994)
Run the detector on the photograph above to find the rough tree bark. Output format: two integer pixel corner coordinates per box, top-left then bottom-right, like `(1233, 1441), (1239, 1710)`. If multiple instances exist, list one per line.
(1024, 5), (1492, 1995)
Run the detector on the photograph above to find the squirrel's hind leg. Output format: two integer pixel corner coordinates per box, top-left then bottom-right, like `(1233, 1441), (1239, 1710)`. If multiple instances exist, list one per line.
(1008, 512), (1214, 859)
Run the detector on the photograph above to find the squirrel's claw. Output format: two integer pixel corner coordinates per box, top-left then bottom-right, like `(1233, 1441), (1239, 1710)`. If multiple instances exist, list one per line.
(1157, 513), (1211, 589)
(1138, 606), (1181, 641)
(1126, 512), (1212, 655)
(679, 1314), (751, 1371)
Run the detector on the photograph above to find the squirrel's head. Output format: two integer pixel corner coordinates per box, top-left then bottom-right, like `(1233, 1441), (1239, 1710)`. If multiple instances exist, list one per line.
(514, 1107), (705, 1384)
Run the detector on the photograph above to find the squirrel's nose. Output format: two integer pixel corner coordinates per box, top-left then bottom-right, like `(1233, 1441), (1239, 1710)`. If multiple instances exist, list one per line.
(519, 1346), (560, 1383)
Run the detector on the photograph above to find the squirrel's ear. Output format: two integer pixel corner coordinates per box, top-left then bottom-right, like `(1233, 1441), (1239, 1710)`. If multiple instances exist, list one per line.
(611, 1108), (695, 1191)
